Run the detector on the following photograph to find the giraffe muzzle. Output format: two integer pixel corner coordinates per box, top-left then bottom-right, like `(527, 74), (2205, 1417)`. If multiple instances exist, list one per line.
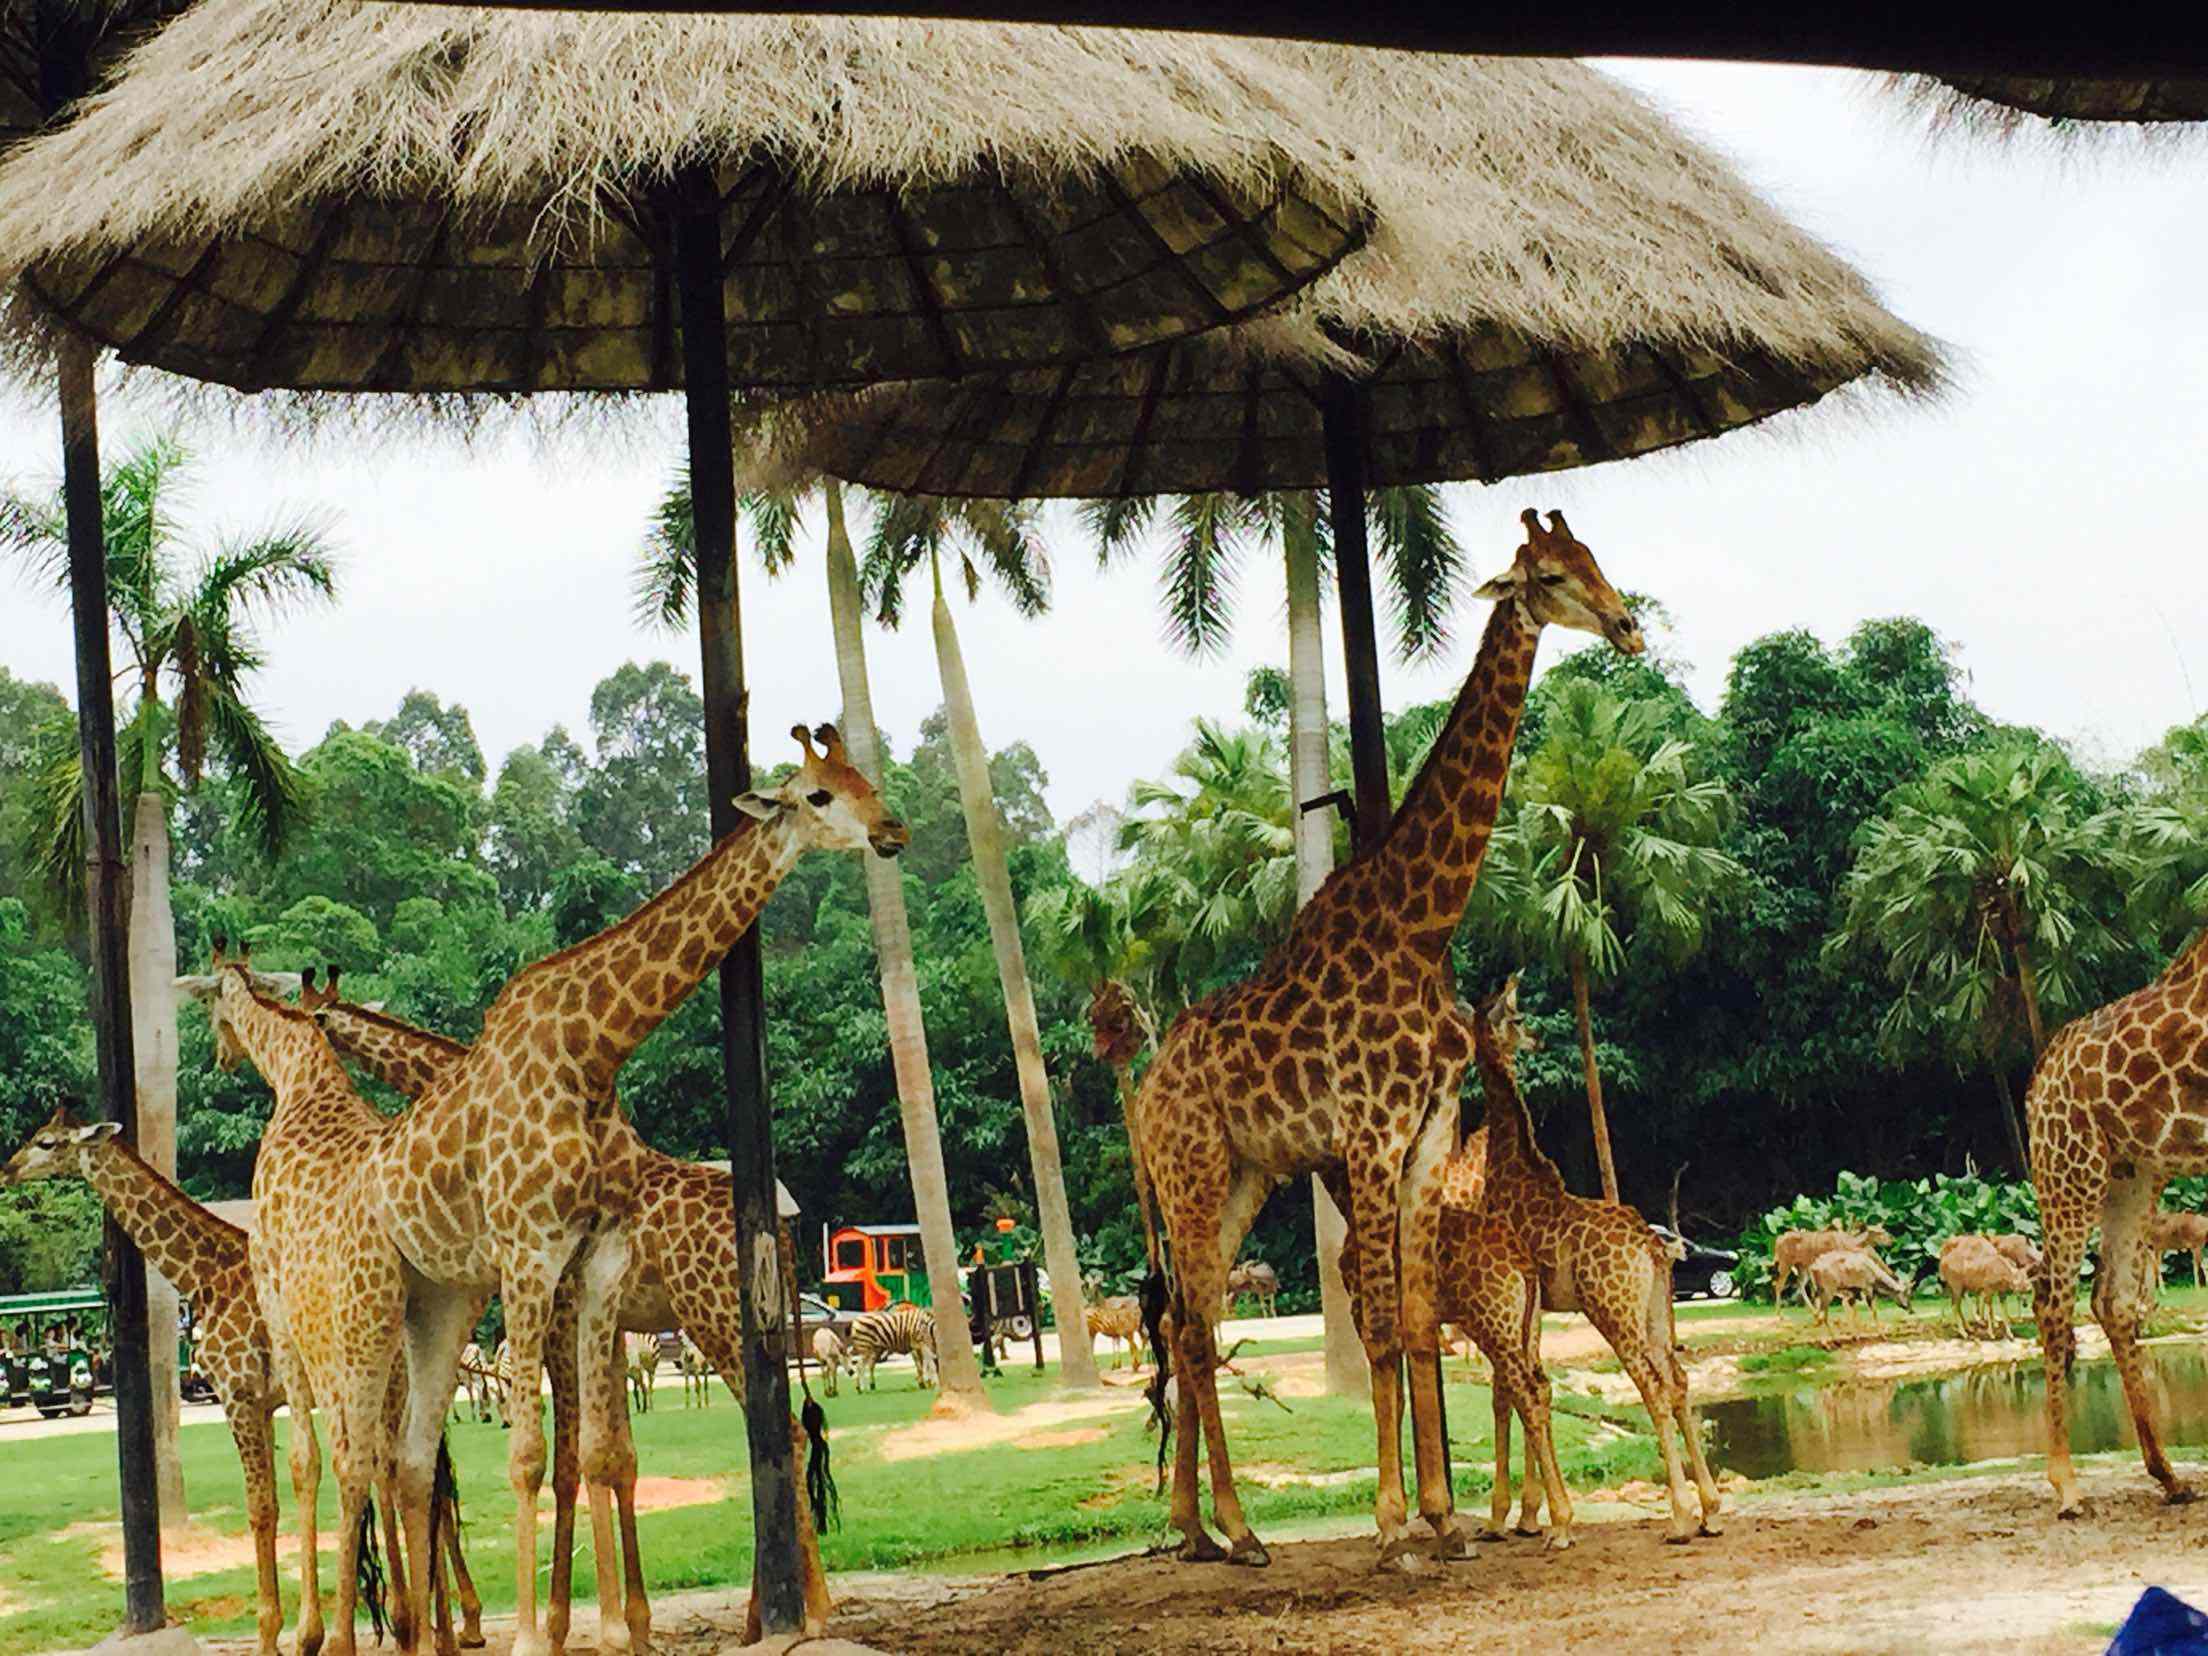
(871, 819), (911, 858)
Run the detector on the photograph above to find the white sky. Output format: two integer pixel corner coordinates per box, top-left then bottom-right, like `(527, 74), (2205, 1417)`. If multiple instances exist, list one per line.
(3, 61), (2204, 830)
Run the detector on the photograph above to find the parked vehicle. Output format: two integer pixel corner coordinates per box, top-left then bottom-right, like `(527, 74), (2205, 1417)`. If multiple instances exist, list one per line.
(1651, 1227), (1740, 1301)
(2, 1289), (109, 1417)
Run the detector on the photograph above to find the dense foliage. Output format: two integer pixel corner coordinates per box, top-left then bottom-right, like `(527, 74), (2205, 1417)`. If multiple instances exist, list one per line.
(3, 601), (2205, 1298)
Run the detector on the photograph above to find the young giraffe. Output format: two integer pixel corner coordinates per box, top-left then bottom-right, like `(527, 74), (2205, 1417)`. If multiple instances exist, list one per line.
(0, 1104), (485, 1656)
(2028, 925), (2208, 1517)
(1133, 511), (1642, 1564)
(1087, 979), (1158, 1262)
(1471, 975), (1722, 1543)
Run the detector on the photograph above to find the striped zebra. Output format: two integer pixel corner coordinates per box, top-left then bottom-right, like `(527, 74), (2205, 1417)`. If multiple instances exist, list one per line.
(847, 1303), (938, 1391)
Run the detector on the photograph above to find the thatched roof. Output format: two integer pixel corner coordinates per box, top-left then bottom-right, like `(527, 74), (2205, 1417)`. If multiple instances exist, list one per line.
(765, 48), (1945, 499)
(0, 2), (193, 146)
(1894, 75), (2208, 132)
(0, 1), (1372, 396)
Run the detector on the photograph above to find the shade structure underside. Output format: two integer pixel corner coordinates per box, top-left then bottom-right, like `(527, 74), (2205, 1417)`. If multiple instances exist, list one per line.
(794, 326), (1895, 499)
(24, 158), (1357, 394)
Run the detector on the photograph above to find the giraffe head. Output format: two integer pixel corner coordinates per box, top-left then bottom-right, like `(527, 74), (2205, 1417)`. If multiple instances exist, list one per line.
(1473, 510), (1643, 655)
(298, 965), (339, 1013)
(174, 935), (281, 1072)
(733, 724), (909, 858)
(1469, 973), (1542, 1070)
(1, 1102), (118, 1185)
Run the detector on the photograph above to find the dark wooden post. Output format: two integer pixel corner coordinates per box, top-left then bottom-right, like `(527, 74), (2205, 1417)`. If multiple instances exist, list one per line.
(669, 160), (805, 1633)
(58, 333), (166, 1634)
(1320, 375), (1390, 854)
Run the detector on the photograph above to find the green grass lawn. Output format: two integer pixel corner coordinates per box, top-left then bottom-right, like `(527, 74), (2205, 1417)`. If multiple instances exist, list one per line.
(0, 1357), (1667, 1654)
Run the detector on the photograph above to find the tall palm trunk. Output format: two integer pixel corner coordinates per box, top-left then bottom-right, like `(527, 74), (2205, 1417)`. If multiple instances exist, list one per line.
(1570, 953), (1619, 1202)
(822, 485), (985, 1403)
(126, 789), (187, 1524)
(1284, 495), (1364, 1395)
(927, 561), (1098, 1387)
(2009, 926), (2049, 1057)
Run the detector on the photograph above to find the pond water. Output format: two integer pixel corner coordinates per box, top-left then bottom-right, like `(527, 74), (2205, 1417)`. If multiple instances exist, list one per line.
(1703, 1344), (2208, 1479)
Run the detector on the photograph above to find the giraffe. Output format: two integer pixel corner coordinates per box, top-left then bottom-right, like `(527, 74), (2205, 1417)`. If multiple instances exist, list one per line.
(1130, 510), (1642, 1565)
(1469, 975), (1722, 1543)
(182, 939), (428, 1656)
(1, 1102), (486, 1656)
(1087, 979), (1158, 1265)
(2026, 925), (2208, 1517)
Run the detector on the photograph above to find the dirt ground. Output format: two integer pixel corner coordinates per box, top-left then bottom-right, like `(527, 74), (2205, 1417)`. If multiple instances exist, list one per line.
(180, 1462), (2208, 1656)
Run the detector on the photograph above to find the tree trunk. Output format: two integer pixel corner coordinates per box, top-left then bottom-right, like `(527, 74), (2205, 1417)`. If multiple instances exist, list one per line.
(1571, 954), (1619, 1202)
(928, 574), (1097, 1387)
(2010, 932), (2049, 1057)
(127, 790), (186, 1527)
(823, 484), (985, 1403)
(1285, 493), (1365, 1396)
(1991, 1062), (2029, 1176)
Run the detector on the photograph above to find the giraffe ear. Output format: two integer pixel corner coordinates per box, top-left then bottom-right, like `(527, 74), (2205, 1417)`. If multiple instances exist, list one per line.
(173, 973), (221, 1004)
(72, 1122), (121, 1145)
(732, 791), (785, 821)
(1472, 566), (1520, 602)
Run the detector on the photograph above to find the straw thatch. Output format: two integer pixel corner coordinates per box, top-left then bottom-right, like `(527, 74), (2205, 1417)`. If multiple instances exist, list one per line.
(762, 47), (1945, 500)
(0, 2), (194, 146)
(0, 1), (1372, 395)
(1893, 74), (2208, 134)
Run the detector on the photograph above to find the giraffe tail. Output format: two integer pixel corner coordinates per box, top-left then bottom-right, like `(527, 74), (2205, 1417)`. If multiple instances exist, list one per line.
(801, 1392), (840, 1534)
(355, 1498), (389, 1643)
(433, 1431), (461, 1546)
(1140, 1263), (1175, 1491)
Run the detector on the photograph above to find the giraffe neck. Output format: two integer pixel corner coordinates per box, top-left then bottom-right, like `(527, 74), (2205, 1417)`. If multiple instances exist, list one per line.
(218, 971), (359, 1105)
(2163, 924), (2208, 990)
(78, 1138), (243, 1299)
(318, 1002), (467, 1097)
(502, 810), (803, 1091)
(1365, 597), (1543, 961)
(1476, 1038), (1564, 1200)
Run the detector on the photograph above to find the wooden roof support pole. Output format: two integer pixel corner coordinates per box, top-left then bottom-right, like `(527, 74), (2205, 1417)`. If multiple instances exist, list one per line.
(1321, 373), (1389, 854)
(670, 159), (806, 1635)
(59, 330), (167, 1635)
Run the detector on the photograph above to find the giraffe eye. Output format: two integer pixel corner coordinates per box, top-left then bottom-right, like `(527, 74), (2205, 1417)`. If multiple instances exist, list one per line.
(807, 789), (832, 808)
(1539, 573), (1566, 586)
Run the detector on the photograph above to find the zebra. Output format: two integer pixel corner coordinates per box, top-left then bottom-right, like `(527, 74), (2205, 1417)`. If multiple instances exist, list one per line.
(453, 1340), (503, 1424)
(625, 1332), (661, 1413)
(846, 1303), (938, 1391)
(679, 1336), (714, 1407)
(811, 1326), (851, 1397)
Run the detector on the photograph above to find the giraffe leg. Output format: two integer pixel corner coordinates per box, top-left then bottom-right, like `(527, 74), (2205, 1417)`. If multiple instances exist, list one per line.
(544, 1290), (582, 1654)
(325, 1388), (387, 1656)
(281, 1364), (327, 1656)
(232, 1403), (284, 1656)
(441, 1469), (485, 1650)
(1148, 1113), (1242, 1564)
(1650, 1278), (1721, 1536)
(575, 1230), (652, 1654)
(500, 1265), (570, 1656)
(1395, 1098), (1465, 1556)
(2035, 1142), (2104, 1518)
(1346, 1142), (1419, 1562)
(1485, 1370), (1514, 1540)
(2099, 1174), (2191, 1505)
(394, 1293), (472, 1656)
(376, 1366), (419, 1653)
(1175, 1301), (1267, 1564)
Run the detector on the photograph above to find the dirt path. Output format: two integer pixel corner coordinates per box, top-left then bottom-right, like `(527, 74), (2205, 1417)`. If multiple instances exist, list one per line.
(817, 1465), (2207, 1655)
(183, 1465), (2208, 1655)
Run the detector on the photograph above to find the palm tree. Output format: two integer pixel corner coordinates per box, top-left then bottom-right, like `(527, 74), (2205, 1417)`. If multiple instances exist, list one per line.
(1827, 739), (2145, 1162)
(859, 495), (1100, 1386)
(2, 434), (337, 1523)
(637, 471), (988, 1401)
(1083, 483), (1456, 1392)
(1474, 682), (1741, 1202)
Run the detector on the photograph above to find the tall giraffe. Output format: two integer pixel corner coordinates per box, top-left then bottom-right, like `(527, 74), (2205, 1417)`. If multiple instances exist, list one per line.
(190, 941), (419, 1656)
(295, 971), (835, 1641)
(1470, 975), (1721, 1542)
(360, 721), (899, 1656)
(2027, 925), (2208, 1516)
(1132, 511), (1641, 1564)
(0, 1103), (484, 1656)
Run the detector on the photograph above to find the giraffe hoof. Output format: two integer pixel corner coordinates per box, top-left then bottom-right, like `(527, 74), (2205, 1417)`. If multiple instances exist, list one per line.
(1512, 1525), (1543, 1539)
(1543, 1530), (1573, 1553)
(1227, 1533), (1271, 1568)
(1177, 1532), (1227, 1564)
(1699, 1517), (1725, 1537)
(1429, 1524), (1471, 1562)
(1475, 1526), (1510, 1544)
(2167, 1485), (2197, 1507)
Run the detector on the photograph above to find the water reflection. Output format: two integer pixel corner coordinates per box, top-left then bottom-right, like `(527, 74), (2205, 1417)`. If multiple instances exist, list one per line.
(1705, 1346), (2208, 1479)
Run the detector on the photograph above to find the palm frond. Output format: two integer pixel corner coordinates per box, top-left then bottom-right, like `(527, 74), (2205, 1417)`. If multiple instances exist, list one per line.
(1371, 483), (1463, 663)
(204, 688), (305, 861)
(1159, 493), (1252, 658)
(635, 469), (696, 630)
(1077, 495), (1156, 570)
